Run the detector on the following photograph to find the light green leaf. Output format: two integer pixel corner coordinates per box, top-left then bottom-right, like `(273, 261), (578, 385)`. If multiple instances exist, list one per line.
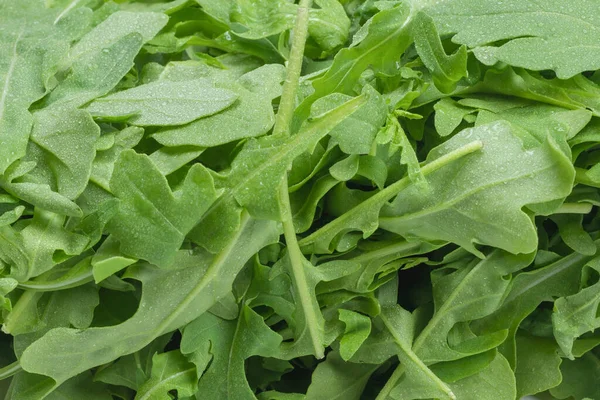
(305, 351), (378, 400)
(310, 86), (387, 155)
(26, 108), (100, 199)
(107, 150), (218, 267)
(433, 98), (475, 137)
(514, 334), (562, 398)
(45, 33), (144, 109)
(552, 258), (600, 359)
(136, 350), (197, 400)
(380, 121), (574, 257)
(19, 215), (279, 385)
(181, 306), (282, 400)
(426, 0), (600, 79)
(153, 64), (285, 148)
(91, 236), (137, 283)
(550, 352), (600, 400)
(298, 137), (483, 254)
(68, 11), (167, 66)
(272, 257), (361, 359)
(4, 280), (98, 336)
(296, 3), (413, 124)
(0, 0), (71, 173)
(189, 93), (366, 251)
(474, 245), (599, 367)
(445, 352), (516, 400)
(12, 208), (88, 281)
(90, 126), (144, 191)
(380, 305), (456, 400)
(86, 79), (238, 126)
(94, 336), (171, 391)
(551, 213), (596, 256)
(412, 250), (532, 364)
(413, 12), (467, 94)
(338, 309), (372, 361)
(233, 0), (349, 53)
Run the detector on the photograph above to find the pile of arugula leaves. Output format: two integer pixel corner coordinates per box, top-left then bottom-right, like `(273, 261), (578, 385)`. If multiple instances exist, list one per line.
(2, 0), (600, 399)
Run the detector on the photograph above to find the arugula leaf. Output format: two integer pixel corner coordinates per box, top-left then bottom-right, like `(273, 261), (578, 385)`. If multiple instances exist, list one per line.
(181, 306), (281, 400)
(86, 79), (238, 126)
(19, 216), (279, 386)
(426, 0), (600, 79)
(136, 350), (198, 400)
(380, 121), (574, 256)
(107, 150), (218, 267)
(5, 1), (600, 399)
(413, 12), (467, 94)
(305, 350), (379, 400)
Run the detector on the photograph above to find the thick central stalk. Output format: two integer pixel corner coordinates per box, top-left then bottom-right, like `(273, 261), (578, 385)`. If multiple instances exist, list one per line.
(274, 0), (324, 358)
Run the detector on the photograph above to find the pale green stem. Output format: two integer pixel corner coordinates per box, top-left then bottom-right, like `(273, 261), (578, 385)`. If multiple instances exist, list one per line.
(274, 0), (323, 358)
(280, 184), (324, 359)
(376, 364), (406, 400)
(0, 361), (21, 380)
(273, 0), (313, 137)
(555, 202), (594, 214)
(18, 271), (94, 292)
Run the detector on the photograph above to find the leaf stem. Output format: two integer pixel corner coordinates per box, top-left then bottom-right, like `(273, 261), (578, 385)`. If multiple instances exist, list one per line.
(0, 361), (21, 380)
(555, 202), (594, 214)
(274, 0), (324, 358)
(272, 0), (313, 137)
(17, 271), (93, 292)
(299, 140), (484, 250)
(280, 184), (324, 359)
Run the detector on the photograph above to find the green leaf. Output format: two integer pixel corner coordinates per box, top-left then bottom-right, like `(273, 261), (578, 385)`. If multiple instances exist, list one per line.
(338, 309), (372, 361)
(233, 0), (349, 53)
(474, 245), (599, 367)
(26, 108), (100, 199)
(189, 93), (366, 252)
(107, 150), (218, 267)
(412, 250), (532, 364)
(380, 305), (456, 400)
(46, 10), (167, 108)
(305, 350), (379, 400)
(4, 281), (98, 336)
(445, 352), (516, 400)
(380, 121), (574, 257)
(7, 371), (111, 400)
(433, 98), (475, 137)
(426, 0), (600, 78)
(181, 306), (281, 400)
(94, 336), (171, 391)
(413, 12), (467, 94)
(91, 236), (137, 283)
(11, 208), (88, 281)
(551, 213), (596, 256)
(550, 352), (600, 400)
(136, 350), (198, 400)
(514, 334), (562, 398)
(153, 64), (285, 148)
(552, 258), (600, 359)
(309, 86), (387, 155)
(90, 126), (144, 191)
(0, 0), (73, 174)
(295, 3), (413, 124)
(85, 79), (238, 126)
(280, 256), (362, 358)
(298, 138), (483, 254)
(19, 215), (279, 385)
